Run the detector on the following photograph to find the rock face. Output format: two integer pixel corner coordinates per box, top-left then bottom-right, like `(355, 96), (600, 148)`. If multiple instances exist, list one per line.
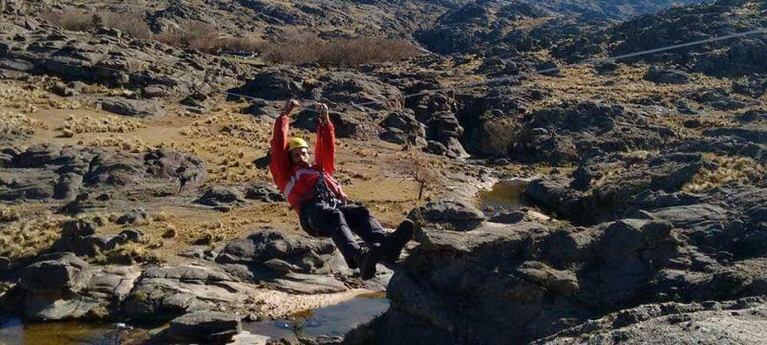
(0, 16), (241, 100)
(374, 158), (767, 345)
(511, 102), (675, 164)
(534, 297), (767, 345)
(216, 230), (338, 275)
(415, 0), (702, 55)
(123, 263), (257, 321)
(0, 144), (206, 213)
(525, 152), (703, 224)
(557, 0), (767, 77)
(18, 253), (140, 321)
(408, 200), (485, 231)
(214, 229), (355, 294)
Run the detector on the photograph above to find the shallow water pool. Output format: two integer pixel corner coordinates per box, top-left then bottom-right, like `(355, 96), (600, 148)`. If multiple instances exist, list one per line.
(244, 291), (390, 339)
(0, 317), (120, 345)
(479, 179), (528, 217)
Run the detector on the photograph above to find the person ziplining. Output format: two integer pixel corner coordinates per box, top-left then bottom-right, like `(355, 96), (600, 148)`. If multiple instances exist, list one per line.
(269, 99), (415, 280)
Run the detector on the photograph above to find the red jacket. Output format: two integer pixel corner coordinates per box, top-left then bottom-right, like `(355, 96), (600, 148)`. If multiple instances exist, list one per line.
(269, 115), (345, 214)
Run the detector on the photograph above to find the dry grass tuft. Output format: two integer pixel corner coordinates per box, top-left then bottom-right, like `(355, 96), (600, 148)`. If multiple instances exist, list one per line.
(0, 207), (21, 222)
(62, 114), (145, 135)
(98, 242), (160, 265)
(0, 213), (64, 261)
(0, 81), (83, 111)
(683, 154), (765, 193)
(0, 109), (49, 137)
(81, 137), (152, 153)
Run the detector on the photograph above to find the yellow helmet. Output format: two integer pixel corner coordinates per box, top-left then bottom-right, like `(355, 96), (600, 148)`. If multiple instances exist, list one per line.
(288, 137), (309, 151)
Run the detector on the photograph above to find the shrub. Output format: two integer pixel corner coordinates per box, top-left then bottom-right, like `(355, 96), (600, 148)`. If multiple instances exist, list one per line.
(216, 36), (265, 53)
(263, 33), (421, 67)
(40, 9), (152, 39)
(156, 21), (220, 52)
(99, 11), (152, 39)
(40, 9), (98, 31)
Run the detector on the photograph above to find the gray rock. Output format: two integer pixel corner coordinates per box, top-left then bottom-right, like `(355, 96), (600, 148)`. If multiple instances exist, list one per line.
(424, 140), (448, 156)
(512, 102), (674, 164)
(166, 311), (242, 344)
(53, 172), (83, 200)
(533, 297), (767, 345)
(216, 229), (338, 276)
(116, 209), (149, 225)
(195, 186), (247, 209)
(19, 253), (90, 293)
(83, 151), (145, 186)
(380, 109), (428, 147)
(263, 273), (349, 294)
(703, 127), (767, 144)
(408, 200), (485, 231)
(644, 66), (690, 84)
(244, 183), (285, 203)
(61, 219), (98, 238)
(123, 263), (257, 320)
(688, 89), (749, 111)
(99, 98), (165, 117)
(489, 211), (525, 224)
(17, 255), (140, 320)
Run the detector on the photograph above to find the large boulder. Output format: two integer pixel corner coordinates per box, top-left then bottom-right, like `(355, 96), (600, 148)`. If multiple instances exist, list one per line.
(54, 219), (144, 257)
(18, 253), (140, 320)
(166, 311), (242, 344)
(216, 229), (338, 275)
(373, 212), (743, 344)
(19, 253), (90, 294)
(408, 200), (485, 232)
(123, 263), (257, 321)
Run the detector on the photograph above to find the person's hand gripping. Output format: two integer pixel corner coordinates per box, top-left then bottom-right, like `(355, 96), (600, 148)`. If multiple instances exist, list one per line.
(316, 103), (330, 124)
(281, 99), (300, 116)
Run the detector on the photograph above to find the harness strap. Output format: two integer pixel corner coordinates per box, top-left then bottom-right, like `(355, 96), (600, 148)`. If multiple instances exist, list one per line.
(283, 168), (319, 197)
(283, 168), (342, 208)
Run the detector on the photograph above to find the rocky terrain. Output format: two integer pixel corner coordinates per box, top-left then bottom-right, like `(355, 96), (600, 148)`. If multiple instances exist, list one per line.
(1, 0), (766, 344)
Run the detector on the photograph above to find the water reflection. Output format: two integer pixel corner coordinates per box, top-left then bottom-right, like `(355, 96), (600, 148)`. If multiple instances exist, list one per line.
(479, 179), (527, 217)
(0, 316), (117, 345)
(243, 293), (390, 339)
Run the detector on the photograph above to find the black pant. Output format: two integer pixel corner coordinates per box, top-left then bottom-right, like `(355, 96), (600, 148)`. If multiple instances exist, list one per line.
(299, 199), (387, 267)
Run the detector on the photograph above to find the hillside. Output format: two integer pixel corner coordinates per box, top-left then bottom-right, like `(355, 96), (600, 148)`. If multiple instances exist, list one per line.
(1, 0), (766, 344)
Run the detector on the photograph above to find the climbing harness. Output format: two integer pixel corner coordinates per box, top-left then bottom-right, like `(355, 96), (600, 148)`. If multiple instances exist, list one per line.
(312, 169), (340, 208)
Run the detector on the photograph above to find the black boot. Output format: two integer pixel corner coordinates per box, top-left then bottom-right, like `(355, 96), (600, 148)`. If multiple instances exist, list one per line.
(382, 219), (415, 263)
(357, 243), (383, 280)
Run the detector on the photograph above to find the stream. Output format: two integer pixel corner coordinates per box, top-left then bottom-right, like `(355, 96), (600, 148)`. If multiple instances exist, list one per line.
(0, 293), (389, 344)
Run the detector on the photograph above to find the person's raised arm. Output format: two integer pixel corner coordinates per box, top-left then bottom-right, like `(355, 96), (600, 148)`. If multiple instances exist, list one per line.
(270, 99), (300, 191)
(314, 103), (336, 175)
